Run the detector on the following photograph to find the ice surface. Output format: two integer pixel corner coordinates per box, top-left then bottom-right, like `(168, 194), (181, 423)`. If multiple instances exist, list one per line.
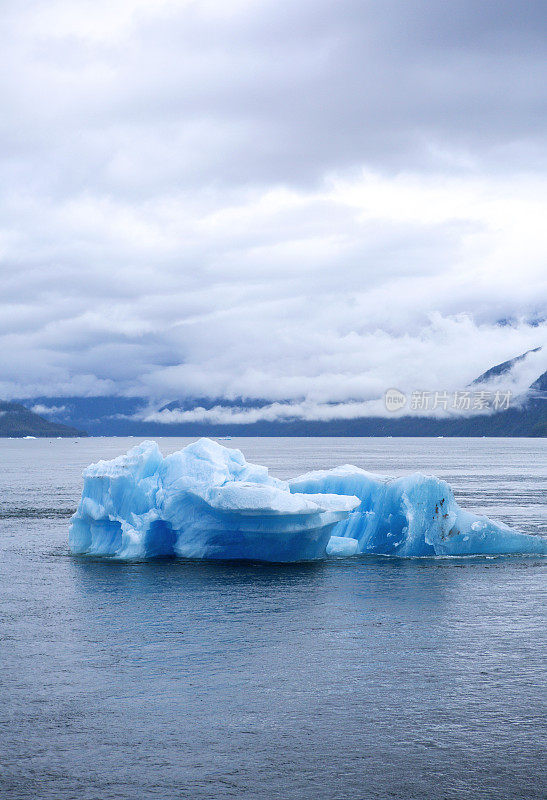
(289, 466), (547, 557)
(69, 438), (359, 561)
(326, 535), (360, 556)
(70, 439), (546, 562)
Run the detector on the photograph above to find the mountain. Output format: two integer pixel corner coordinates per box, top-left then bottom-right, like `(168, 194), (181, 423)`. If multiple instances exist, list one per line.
(471, 347), (542, 385)
(15, 347), (546, 437)
(160, 397), (272, 413)
(0, 401), (86, 438)
(529, 371), (547, 393)
(21, 396), (146, 436)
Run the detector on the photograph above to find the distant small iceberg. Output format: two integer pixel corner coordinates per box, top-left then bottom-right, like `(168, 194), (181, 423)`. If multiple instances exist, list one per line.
(69, 438), (546, 561)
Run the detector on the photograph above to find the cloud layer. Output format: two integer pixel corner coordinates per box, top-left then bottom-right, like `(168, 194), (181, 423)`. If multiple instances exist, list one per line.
(1, 0), (546, 406)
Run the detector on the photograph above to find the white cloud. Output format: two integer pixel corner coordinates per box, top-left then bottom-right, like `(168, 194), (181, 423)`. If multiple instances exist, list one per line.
(0, 0), (545, 409)
(31, 404), (67, 416)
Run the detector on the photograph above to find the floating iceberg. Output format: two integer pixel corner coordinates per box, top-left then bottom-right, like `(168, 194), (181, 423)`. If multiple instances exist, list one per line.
(69, 438), (359, 561)
(70, 439), (546, 562)
(289, 466), (547, 557)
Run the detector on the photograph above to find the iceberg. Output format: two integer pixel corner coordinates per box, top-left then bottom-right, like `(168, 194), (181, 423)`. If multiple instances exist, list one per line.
(69, 438), (359, 561)
(69, 439), (546, 562)
(289, 465), (547, 557)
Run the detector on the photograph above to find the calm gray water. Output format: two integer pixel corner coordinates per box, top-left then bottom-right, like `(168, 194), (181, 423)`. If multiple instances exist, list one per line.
(0, 437), (545, 800)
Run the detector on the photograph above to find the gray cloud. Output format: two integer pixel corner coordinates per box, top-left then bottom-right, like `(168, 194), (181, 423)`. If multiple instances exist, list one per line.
(0, 0), (546, 406)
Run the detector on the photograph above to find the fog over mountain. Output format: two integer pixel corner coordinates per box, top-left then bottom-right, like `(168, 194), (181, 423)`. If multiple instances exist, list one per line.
(1, 0), (546, 414)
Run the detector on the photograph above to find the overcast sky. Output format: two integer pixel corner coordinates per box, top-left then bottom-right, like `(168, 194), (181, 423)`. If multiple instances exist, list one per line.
(1, 0), (546, 412)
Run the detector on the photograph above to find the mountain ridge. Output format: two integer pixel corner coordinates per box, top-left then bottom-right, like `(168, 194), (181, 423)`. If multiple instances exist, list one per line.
(10, 347), (546, 437)
(0, 401), (86, 438)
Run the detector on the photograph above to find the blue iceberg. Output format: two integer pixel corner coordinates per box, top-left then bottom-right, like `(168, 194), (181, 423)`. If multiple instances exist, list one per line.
(289, 466), (547, 557)
(69, 438), (359, 561)
(70, 439), (546, 562)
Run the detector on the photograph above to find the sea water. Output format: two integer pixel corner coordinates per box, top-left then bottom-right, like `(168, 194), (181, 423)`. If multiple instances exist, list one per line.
(0, 437), (545, 800)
